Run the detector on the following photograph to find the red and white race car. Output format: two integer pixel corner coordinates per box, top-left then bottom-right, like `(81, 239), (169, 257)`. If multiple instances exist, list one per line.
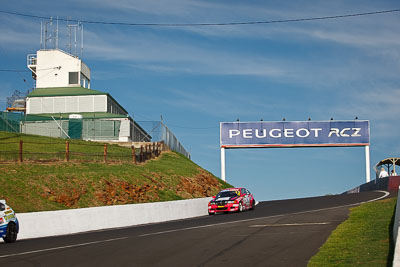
(208, 187), (256, 215)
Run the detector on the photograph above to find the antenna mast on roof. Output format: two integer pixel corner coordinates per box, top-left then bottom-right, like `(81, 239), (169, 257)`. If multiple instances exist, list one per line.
(66, 17), (84, 57)
(40, 17), (59, 50)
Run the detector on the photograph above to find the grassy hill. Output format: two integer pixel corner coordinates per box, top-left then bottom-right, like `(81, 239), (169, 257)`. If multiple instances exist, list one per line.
(0, 131), (231, 213)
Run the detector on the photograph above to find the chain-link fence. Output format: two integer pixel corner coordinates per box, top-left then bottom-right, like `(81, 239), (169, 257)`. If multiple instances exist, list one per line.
(0, 112), (150, 142)
(0, 112), (190, 159)
(136, 121), (190, 158)
(0, 112), (22, 133)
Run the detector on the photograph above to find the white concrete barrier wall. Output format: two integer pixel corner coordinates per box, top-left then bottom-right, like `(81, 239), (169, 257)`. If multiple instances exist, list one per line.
(393, 188), (400, 266)
(16, 197), (212, 240)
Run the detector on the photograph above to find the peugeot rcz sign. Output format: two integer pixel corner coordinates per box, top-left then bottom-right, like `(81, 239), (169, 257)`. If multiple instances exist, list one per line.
(220, 120), (370, 148)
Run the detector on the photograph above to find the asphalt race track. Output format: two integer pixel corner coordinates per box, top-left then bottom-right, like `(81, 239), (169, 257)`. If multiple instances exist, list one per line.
(0, 191), (389, 267)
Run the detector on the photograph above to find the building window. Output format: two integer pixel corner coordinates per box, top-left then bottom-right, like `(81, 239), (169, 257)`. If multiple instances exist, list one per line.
(80, 73), (90, 88)
(69, 72), (79, 85)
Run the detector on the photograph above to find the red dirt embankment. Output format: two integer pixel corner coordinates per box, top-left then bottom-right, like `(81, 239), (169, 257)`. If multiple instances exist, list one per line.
(40, 169), (224, 207)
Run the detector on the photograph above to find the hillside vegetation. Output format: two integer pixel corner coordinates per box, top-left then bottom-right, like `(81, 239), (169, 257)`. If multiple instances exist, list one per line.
(0, 131), (231, 213)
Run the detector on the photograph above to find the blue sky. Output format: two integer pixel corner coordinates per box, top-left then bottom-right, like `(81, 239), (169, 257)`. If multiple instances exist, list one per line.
(1, 1), (399, 201)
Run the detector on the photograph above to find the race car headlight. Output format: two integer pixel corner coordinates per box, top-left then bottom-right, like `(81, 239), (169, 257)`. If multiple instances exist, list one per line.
(209, 201), (215, 205)
(227, 201), (234, 204)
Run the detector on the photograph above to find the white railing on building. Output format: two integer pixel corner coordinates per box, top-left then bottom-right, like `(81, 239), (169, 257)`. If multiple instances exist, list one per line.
(27, 54), (37, 66)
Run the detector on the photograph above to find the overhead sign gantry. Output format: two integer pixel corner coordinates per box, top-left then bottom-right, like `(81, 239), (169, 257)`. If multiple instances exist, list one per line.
(220, 120), (370, 182)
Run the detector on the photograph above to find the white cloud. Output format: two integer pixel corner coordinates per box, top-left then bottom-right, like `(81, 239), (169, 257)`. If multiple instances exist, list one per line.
(321, 86), (400, 145)
(157, 87), (296, 120)
(3, 1), (399, 86)
(73, 0), (210, 17)
(82, 28), (286, 77)
(334, 87), (400, 119)
(0, 15), (40, 51)
(310, 28), (400, 47)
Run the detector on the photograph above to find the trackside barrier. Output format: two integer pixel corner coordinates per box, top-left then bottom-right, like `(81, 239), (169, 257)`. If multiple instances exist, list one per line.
(345, 176), (400, 194)
(393, 187), (400, 266)
(15, 197), (212, 240)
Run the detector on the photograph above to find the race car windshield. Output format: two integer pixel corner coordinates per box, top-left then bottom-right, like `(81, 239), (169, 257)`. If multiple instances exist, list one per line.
(217, 191), (239, 198)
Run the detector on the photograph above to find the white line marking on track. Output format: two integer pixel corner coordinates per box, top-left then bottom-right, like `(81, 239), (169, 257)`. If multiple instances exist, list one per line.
(0, 190), (389, 259)
(0, 236), (128, 259)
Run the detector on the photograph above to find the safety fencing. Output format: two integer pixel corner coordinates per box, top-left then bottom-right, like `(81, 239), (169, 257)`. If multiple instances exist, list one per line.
(0, 112), (190, 159)
(0, 111), (21, 133)
(137, 120), (190, 159)
(0, 140), (165, 164)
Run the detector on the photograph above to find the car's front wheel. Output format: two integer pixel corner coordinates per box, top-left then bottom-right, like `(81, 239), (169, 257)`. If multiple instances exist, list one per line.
(3, 222), (18, 243)
(238, 202), (243, 212)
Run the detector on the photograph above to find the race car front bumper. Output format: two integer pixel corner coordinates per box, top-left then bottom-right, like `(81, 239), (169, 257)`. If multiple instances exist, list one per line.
(208, 203), (239, 213)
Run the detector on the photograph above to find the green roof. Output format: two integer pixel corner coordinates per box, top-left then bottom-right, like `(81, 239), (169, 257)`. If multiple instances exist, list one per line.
(28, 87), (106, 97)
(25, 112), (129, 121)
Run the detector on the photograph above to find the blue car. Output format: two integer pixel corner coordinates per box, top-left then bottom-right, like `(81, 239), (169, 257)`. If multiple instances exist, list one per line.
(0, 200), (19, 243)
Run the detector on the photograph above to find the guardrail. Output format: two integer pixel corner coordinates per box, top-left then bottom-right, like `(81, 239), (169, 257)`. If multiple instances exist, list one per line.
(14, 197), (212, 240)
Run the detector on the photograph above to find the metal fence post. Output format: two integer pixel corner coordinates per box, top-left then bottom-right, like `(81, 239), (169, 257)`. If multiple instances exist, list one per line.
(19, 140), (23, 163)
(66, 141), (70, 162)
(104, 144), (107, 163)
(132, 145), (137, 164)
(149, 144), (152, 159)
(148, 144), (151, 159)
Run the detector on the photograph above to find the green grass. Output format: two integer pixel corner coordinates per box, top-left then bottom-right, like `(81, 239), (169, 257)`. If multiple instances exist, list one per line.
(0, 131), (232, 212)
(0, 131), (138, 162)
(308, 197), (396, 267)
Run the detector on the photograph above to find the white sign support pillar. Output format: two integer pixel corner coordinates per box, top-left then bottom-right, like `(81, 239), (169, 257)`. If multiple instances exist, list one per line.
(365, 145), (370, 183)
(221, 147), (226, 181)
